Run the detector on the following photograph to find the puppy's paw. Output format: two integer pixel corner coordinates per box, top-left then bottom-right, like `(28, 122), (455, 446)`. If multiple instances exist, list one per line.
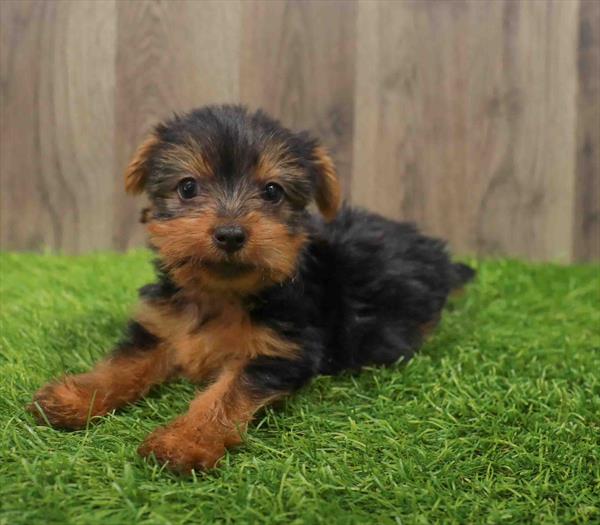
(28, 377), (103, 430)
(138, 419), (226, 474)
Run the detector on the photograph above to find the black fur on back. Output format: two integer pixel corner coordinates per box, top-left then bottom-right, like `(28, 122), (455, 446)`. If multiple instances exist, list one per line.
(247, 206), (475, 388)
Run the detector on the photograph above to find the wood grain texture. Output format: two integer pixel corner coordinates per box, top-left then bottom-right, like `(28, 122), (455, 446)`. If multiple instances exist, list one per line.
(114, 0), (241, 250)
(0, 0), (597, 261)
(353, 0), (579, 261)
(240, 0), (357, 198)
(574, 0), (600, 262)
(1, 0), (116, 252)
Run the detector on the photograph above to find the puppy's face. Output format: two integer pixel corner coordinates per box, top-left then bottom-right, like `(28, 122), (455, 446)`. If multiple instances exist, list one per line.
(125, 106), (340, 294)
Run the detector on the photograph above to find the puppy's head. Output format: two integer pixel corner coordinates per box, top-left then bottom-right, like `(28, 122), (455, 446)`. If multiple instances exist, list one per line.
(125, 105), (340, 294)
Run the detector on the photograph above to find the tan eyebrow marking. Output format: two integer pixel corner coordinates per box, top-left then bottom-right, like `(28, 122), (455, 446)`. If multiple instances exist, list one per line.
(158, 138), (214, 178)
(254, 142), (303, 183)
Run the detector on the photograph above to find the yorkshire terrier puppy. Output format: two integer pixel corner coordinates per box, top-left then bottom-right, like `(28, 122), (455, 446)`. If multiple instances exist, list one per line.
(29, 105), (474, 473)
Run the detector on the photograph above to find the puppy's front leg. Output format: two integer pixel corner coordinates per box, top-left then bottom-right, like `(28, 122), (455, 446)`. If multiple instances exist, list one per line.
(139, 356), (312, 473)
(29, 321), (172, 430)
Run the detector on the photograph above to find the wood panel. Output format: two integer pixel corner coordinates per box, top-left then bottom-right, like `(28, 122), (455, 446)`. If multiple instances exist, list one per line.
(353, 0), (579, 261)
(0, 0), (116, 252)
(0, 0), (597, 261)
(114, 0), (241, 250)
(574, 0), (600, 261)
(240, 0), (357, 197)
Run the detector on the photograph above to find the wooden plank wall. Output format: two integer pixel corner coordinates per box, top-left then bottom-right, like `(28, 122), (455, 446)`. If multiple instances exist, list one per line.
(1, 0), (598, 261)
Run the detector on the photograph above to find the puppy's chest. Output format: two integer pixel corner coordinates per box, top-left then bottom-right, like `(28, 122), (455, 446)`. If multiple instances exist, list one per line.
(139, 297), (296, 382)
(171, 303), (256, 379)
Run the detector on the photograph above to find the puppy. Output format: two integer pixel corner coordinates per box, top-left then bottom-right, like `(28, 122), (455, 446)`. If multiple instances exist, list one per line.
(29, 105), (475, 473)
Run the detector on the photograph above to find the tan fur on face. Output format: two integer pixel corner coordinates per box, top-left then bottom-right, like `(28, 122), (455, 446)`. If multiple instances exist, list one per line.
(126, 134), (213, 196)
(147, 210), (224, 290)
(147, 209), (307, 294)
(159, 139), (213, 178)
(254, 142), (305, 183)
(243, 210), (307, 286)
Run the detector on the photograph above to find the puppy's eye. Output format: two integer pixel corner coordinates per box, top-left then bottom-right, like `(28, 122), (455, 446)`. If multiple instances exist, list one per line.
(263, 182), (284, 203)
(177, 178), (198, 200)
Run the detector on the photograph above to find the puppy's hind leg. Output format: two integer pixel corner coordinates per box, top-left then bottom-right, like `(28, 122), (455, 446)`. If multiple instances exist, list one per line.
(29, 321), (173, 430)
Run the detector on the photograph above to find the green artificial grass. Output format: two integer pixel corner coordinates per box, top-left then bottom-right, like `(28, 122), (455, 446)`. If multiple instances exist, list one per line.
(0, 251), (598, 525)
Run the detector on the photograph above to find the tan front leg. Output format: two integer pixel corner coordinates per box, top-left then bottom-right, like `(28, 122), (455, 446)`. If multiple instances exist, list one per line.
(138, 364), (275, 472)
(29, 346), (172, 430)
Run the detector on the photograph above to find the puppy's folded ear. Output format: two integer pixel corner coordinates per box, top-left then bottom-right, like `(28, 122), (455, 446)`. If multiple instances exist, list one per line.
(124, 134), (160, 194)
(312, 146), (341, 221)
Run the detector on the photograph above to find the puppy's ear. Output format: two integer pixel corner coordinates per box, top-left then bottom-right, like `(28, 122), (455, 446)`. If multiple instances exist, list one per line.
(124, 134), (160, 194)
(312, 146), (341, 221)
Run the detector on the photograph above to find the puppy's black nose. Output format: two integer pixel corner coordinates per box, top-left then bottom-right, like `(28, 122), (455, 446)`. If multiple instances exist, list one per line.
(213, 225), (247, 253)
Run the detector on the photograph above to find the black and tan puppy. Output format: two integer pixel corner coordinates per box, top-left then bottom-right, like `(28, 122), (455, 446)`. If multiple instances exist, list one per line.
(29, 105), (474, 473)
